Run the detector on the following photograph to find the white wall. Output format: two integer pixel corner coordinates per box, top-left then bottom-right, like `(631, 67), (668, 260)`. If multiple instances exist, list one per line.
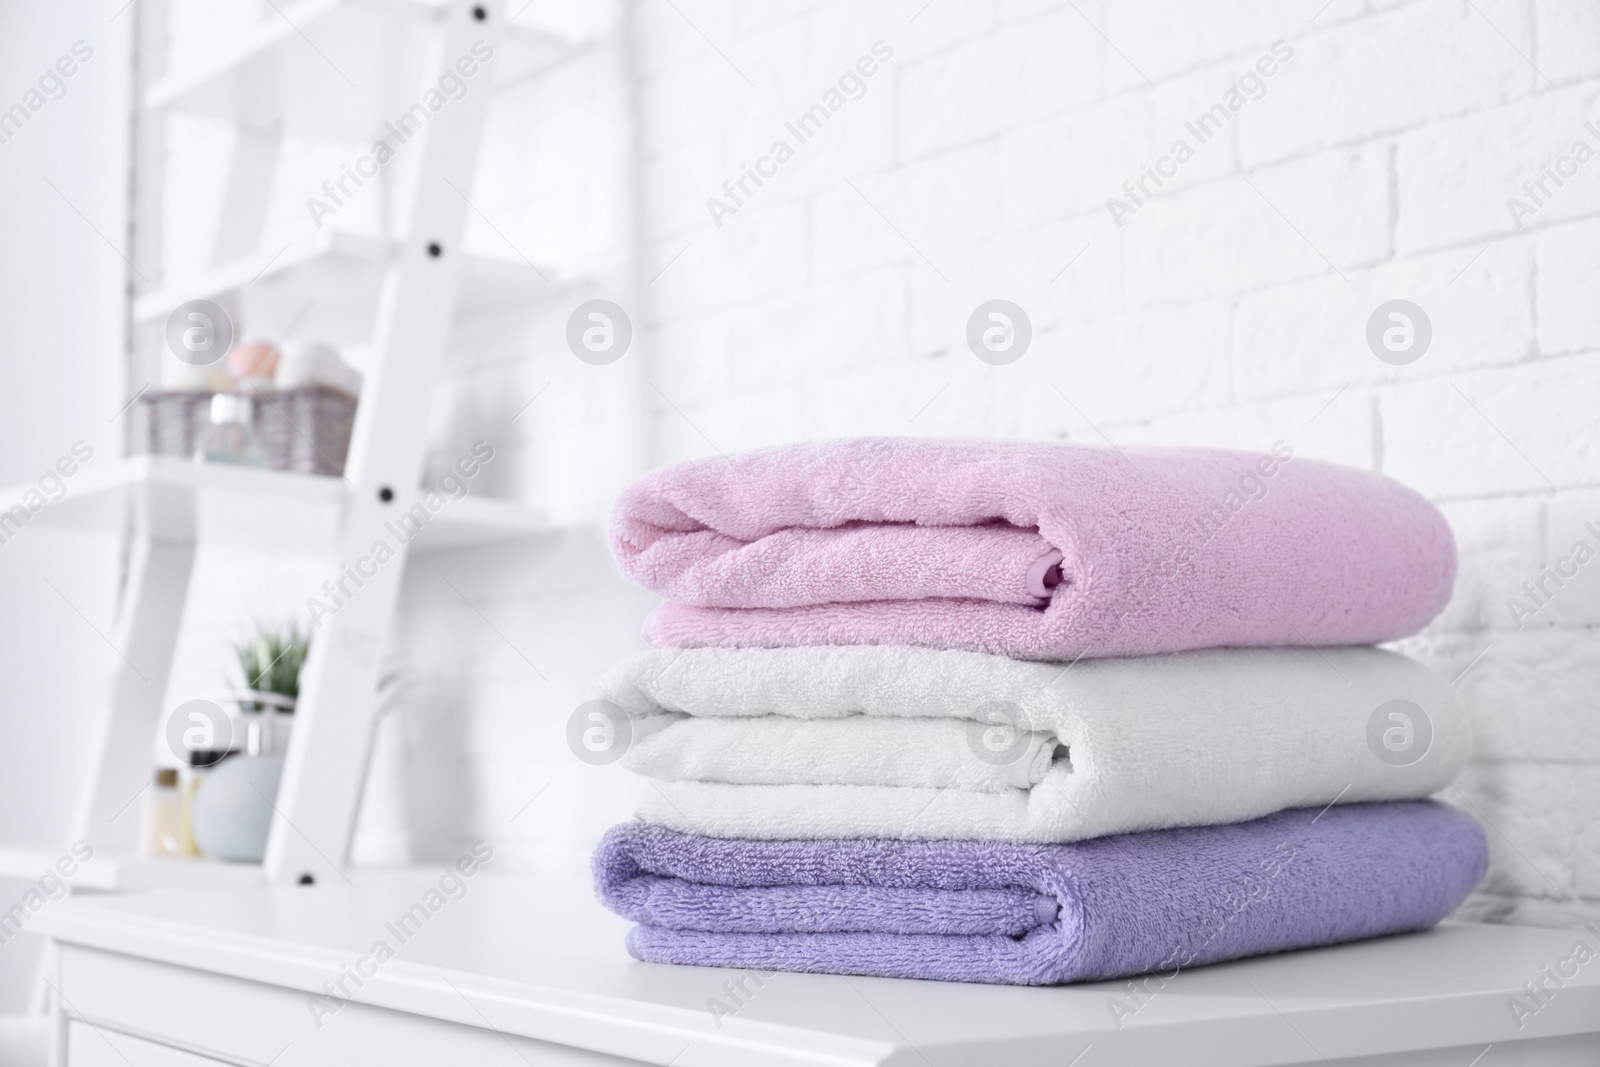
(0, 0), (131, 1013)
(607, 0), (1600, 929)
(346, 0), (1600, 933)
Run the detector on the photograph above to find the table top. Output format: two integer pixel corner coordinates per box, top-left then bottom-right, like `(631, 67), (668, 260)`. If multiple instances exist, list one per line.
(37, 871), (1600, 1067)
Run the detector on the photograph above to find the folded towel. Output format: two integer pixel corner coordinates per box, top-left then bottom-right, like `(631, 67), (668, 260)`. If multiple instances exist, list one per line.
(628, 715), (1061, 794)
(594, 801), (1487, 985)
(611, 438), (1456, 660)
(606, 644), (1471, 842)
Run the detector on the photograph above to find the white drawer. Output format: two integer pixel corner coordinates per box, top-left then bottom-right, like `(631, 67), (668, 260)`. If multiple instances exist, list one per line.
(58, 946), (645, 1066)
(66, 1022), (229, 1067)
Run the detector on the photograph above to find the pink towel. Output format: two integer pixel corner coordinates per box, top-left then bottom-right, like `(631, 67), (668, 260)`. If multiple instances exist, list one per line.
(610, 438), (1456, 661)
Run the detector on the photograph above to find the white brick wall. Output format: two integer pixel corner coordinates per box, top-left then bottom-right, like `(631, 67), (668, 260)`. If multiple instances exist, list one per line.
(604, 0), (1600, 929)
(151, 1), (1600, 928)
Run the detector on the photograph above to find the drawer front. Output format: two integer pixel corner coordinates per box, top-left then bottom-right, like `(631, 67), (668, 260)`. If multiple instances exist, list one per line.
(67, 1022), (229, 1067)
(58, 946), (646, 1066)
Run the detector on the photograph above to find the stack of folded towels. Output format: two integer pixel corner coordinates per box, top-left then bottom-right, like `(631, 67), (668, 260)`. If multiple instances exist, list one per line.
(590, 438), (1488, 985)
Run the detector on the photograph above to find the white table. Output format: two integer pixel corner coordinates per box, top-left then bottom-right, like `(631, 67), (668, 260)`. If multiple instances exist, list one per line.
(34, 871), (1600, 1066)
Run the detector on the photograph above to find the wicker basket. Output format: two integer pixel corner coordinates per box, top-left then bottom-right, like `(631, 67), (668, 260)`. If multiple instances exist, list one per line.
(141, 385), (359, 477)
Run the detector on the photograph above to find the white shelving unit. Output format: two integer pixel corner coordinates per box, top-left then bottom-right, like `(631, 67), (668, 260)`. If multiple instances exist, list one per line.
(142, 0), (570, 141)
(0, 847), (264, 894)
(16, 0), (571, 916)
(0, 455), (548, 554)
(132, 0), (571, 351)
(0, 467), (551, 900)
(132, 229), (559, 345)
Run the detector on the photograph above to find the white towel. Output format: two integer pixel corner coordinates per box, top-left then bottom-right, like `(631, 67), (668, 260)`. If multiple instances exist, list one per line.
(601, 645), (1471, 843)
(626, 716), (1062, 793)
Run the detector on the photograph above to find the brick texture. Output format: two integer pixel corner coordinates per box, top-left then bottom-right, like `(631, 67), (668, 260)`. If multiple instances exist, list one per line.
(150, 0), (1589, 932)
(613, 0), (1600, 935)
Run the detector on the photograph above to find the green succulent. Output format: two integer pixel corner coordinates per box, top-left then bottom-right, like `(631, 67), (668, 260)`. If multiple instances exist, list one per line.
(234, 622), (310, 703)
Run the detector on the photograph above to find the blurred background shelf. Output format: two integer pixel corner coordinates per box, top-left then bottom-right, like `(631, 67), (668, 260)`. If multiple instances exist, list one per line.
(144, 0), (572, 142)
(0, 456), (550, 555)
(0, 847), (458, 893)
(0, 846), (263, 893)
(133, 230), (559, 348)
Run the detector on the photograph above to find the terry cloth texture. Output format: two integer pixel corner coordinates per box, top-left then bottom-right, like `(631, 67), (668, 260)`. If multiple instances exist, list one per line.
(593, 802), (1487, 985)
(610, 438), (1457, 661)
(604, 644), (1472, 843)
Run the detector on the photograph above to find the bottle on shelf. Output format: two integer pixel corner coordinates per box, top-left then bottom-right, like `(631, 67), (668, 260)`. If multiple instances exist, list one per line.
(140, 767), (184, 859)
(194, 393), (266, 467)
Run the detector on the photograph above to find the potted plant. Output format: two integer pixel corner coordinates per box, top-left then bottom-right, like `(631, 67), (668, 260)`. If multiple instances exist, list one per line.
(232, 622), (309, 755)
(191, 623), (310, 862)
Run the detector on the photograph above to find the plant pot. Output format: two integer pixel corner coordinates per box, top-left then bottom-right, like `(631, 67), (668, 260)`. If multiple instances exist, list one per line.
(228, 690), (295, 756)
(190, 754), (284, 863)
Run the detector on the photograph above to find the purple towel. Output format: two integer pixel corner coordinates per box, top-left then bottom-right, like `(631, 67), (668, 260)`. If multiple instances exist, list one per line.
(594, 802), (1486, 985)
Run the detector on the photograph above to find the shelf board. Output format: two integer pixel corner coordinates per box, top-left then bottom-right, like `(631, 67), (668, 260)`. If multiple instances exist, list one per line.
(134, 229), (557, 344)
(0, 847), (471, 893)
(0, 455), (550, 554)
(144, 0), (572, 143)
(0, 846), (263, 893)
(134, 230), (386, 325)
